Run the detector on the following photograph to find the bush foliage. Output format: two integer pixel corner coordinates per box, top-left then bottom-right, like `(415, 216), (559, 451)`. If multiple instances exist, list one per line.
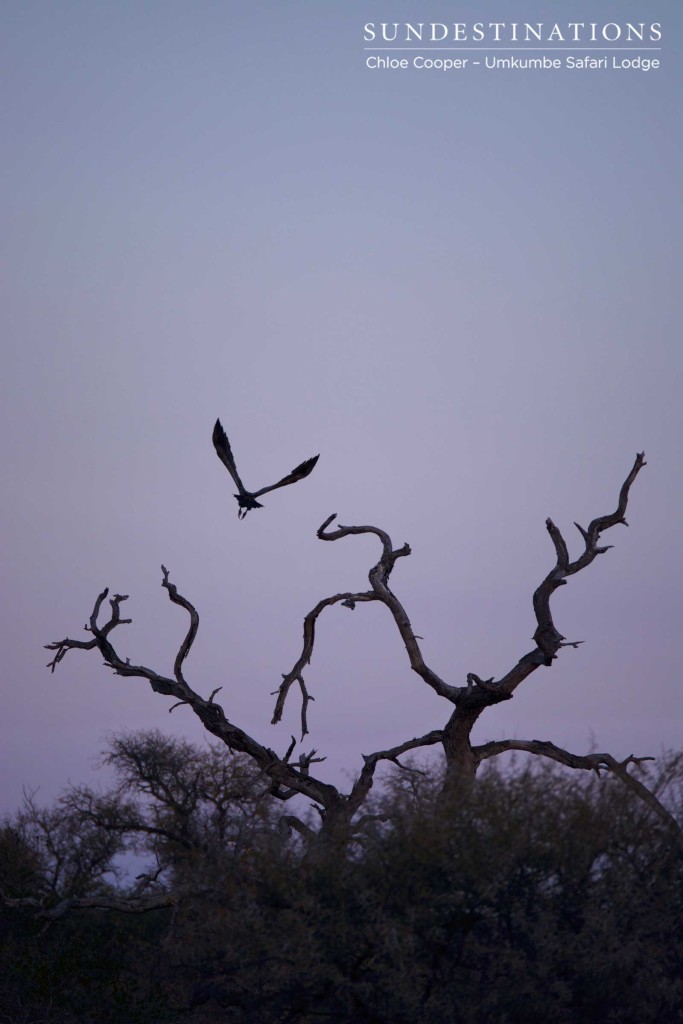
(2, 733), (681, 1023)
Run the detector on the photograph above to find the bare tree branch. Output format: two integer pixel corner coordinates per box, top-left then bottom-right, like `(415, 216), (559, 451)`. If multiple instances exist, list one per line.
(45, 588), (130, 671)
(434, 454), (649, 798)
(279, 816), (315, 840)
(463, 452), (647, 700)
(530, 451), (646, 668)
(278, 456), (645, 747)
(271, 591), (374, 729)
(360, 731), (444, 773)
(273, 515), (459, 730)
(161, 564), (199, 685)
(41, 453), (663, 860)
(44, 570), (343, 816)
(347, 730), (445, 814)
(474, 737), (682, 844)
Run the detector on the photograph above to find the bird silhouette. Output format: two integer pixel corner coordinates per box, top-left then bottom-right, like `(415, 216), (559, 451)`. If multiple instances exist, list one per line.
(212, 419), (319, 519)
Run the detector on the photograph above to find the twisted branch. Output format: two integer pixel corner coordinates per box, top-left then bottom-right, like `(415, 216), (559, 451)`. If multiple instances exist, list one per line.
(348, 730), (445, 814)
(45, 570), (341, 814)
(464, 453), (646, 700)
(474, 737), (682, 845)
(161, 564), (199, 685)
(46, 589), (131, 672)
(532, 452), (646, 662)
(273, 514), (459, 730)
(270, 590), (374, 731)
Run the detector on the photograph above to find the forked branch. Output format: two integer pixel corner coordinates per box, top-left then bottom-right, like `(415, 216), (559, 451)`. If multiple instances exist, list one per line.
(44, 571), (341, 814)
(271, 590), (375, 732)
(465, 452), (647, 700)
(531, 452), (647, 665)
(475, 737), (682, 845)
(273, 515), (458, 731)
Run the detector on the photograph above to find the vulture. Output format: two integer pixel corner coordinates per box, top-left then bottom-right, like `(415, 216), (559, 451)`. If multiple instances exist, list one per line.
(212, 419), (319, 519)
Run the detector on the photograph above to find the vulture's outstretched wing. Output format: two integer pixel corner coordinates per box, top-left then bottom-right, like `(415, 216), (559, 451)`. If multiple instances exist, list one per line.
(212, 419), (248, 495)
(252, 454), (320, 498)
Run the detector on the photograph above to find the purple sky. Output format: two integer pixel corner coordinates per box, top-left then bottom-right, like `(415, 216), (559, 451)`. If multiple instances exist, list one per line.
(1, 1), (681, 812)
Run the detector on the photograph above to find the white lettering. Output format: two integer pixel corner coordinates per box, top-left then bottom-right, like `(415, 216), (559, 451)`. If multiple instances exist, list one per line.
(566, 56), (607, 69)
(625, 23), (645, 42)
(362, 20), (664, 45)
(413, 56), (468, 70)
(366, 56), (409, 69)
(431, 23), (449, 42)
(612, 56), (659, 70)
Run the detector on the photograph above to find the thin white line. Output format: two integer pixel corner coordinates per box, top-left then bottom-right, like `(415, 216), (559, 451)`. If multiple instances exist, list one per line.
(363, 47), (662, 51)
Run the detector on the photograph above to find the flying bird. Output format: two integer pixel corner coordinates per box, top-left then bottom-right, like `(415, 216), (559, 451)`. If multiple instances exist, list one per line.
(212, 419), (319, 519)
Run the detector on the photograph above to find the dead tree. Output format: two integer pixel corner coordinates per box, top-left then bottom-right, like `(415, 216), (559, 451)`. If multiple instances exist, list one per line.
(40, 450), (680, 867)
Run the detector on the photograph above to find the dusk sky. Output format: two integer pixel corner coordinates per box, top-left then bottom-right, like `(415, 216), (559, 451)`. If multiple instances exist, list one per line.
(2, 1), (680, 812)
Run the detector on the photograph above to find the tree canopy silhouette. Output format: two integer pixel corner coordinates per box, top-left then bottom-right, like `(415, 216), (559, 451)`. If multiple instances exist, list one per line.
(4, 446), (683, 1020)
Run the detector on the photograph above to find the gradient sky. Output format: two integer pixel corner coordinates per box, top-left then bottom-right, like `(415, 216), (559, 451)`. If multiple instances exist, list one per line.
(1, 1), (681, 812)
